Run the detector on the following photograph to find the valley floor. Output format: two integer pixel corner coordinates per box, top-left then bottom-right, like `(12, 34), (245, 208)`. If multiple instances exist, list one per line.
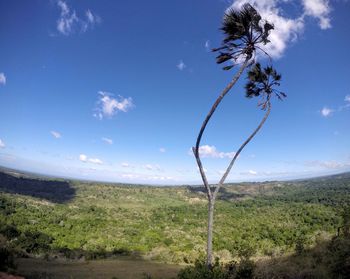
(15, 257), (182, 279)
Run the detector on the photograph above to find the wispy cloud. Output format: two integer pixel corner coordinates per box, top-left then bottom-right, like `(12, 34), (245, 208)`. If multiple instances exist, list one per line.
(159, 147), (166, 153)
(302, 0), (331, 29)
(229, 0), (332, 58)
(121, 162), (133, 168)
(176, 60), (186, 71)
(321, 95), (350, 117)
(94, 91), (134, 120)
(339, 94), (350, 111)
(205, 40), (210, 51)
(79, 154), (103, 164)
(239, 169), (258, 176)
(190, 145), (235, 159)
(56, 0), (100, 36)
(79, 154), (87, 162)
(305, 160), (350, 169)
(143, 164), (162, 171)
(102, 137), (113, 145)
(50, 130), (61, 139)
(320, 107), (333, 117)
(0, 139), (5, 148)
(121, 173), (174, 182)
(82, 9), (101, 32)
(88, 158), (103, 164)
(0, 73), (6, 85)
(248, 169), (257, 175)
(239, 169), (291, 177)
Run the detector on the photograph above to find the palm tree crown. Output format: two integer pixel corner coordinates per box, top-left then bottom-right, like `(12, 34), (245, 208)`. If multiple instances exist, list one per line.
(213, 3), (274, 70)
(245, 63), (286, 109)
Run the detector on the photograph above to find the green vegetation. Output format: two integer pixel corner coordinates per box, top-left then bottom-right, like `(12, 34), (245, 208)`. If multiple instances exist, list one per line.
(0, 169), (350, 278)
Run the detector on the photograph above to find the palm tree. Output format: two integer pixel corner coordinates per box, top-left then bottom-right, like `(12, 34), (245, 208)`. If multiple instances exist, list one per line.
(193, 3), (274, 268)
(220, 63), (286, 184)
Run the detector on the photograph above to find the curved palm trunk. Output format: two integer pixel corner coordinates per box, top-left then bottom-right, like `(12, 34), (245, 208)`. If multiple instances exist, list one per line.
(193, 58), (251, 268)
(200, 100), (271, 268)
(214, 101), (272, 198)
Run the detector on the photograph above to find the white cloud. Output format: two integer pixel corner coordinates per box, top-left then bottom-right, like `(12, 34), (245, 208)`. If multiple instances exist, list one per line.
(57, 0), (79, 35)
(177, 60), (186, 71)
(229, 0), (332, 58)
(50, 130), (61, 139)
(0, 73), (6, 85)
(0, 139), (5, 148)
(102, 137), (113, 144)
(121, 173), (174, 182)
(302, 0), (331, 29)
(88, 158), (103, 164)
(147, 175), (174, 181)
(79, 154), (103, 164)
(205, 40), (210, 51)
(338, 95), (350, 111)
(94, 91), (134, 119)
(144, 164), (154, 170)
(143, 164), (162, 171)
(191, 145), (236, 159)
(239, 170), (258, 176)
(305, 160), (350, 169)
(121, 173), (138, 179)
(248, 170), (258, 175)
(121, 162), (131, 168)
(82, 9), (101, 32)
(79, 154), (87, 162)
(56, 1), (100, 36)
(239, 170), (291, 177)
(159, 147), (166, 153)
(86, 9), (95, 23)
(321, 107), (333, 117)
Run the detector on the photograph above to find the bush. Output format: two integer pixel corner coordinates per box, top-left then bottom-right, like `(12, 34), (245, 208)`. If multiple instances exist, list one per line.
(327, 237), (350, 278)
(15, 231), (53, 253)
(0, 224), (20, 239)
(177, 258), (227, 279)
(177, 258), (256, 279)
(295, 235), (306, 255)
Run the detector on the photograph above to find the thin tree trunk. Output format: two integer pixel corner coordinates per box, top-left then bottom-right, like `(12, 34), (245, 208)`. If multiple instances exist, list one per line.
(206, 198), (215, 267)
(213, 101), (272, 199)
(195, 58), (251, 152)
(193, 58), (251, 268)
(205, 102), (271, 267)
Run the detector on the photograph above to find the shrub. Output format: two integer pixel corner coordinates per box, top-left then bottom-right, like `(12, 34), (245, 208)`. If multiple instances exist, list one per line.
(177, 258), (256, 279)
(327, 237), (350, 278)
(15, 231), (53, 253)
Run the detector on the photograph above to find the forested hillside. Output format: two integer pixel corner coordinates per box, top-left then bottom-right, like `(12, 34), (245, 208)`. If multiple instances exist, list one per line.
(1, 169), (349, 278)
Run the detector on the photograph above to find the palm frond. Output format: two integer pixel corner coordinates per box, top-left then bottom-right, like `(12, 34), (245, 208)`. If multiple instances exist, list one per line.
(213, 4), (274, 69)
(245, 63), (286, 109)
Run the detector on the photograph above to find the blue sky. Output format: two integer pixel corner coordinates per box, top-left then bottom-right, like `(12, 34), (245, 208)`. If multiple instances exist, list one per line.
(0, 0), (349, 184)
